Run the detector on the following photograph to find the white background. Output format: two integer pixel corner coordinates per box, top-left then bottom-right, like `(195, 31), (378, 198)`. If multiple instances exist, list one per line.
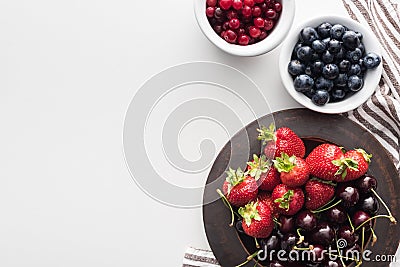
(0, 0), (398, 266)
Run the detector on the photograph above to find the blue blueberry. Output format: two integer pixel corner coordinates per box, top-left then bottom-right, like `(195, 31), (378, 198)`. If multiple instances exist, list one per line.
(358, 42), (365, 54)
(312, 40), (327, 53)
(288, 59), (306, 76)
(294, 74), (314, 92)
(339, 60), (351, 72)
(331, 88), (346, 100)
(305, 66), (312, 76)
(322, 50), (334, 63)
(310, 60), (325, 76)
(322, 63), (340, 80)
(317, 22), (333, 38)
(322, 37), (331, 46)
(346, 48), (363, 63)
(348, 64), (362, 76)
(330, 24), (346, 40)
(300, 27), (320, 45)
(335, 48), (346, 60)
(342, 31), (360, 50)
(334, 73), (348, 87)
(312, 90), (330, 106)
(292, 42), (303, 59)
(297, 46), (314, 62)
(315, 77), (334, 91)
(363, 52), (381, 69)
(347, 75), (364, 92)
(356, 31), (363, 40)
(328, 39), (342, 54)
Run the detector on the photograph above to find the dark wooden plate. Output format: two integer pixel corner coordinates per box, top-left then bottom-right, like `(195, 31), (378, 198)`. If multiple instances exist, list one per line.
(203, 108), (399, 267)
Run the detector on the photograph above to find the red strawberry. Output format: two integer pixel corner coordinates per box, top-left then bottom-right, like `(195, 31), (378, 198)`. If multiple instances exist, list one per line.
(258, 124), (305, 159)
(305, 179), (335, 210)
(257, 192), (278, 218)
(306, 143), (345, 181)
(238, 200), (274, 238)
(340, 149), (372, 181)
(247, 154), (281, 191)
(259, 167), (281, 191)
(272, 184), (304, 216)
(273, 153), (310, 187)
(222, 167), (258, 207)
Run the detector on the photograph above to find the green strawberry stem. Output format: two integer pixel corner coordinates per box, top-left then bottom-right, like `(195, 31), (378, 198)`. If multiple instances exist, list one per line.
(273, 153), (296, 173)
(257, 123), (276, 145)
(216, 189), (235, 227)
(371, 189), (397, 224)
(235, 250), (261, 267)
(311, 199), (342, 214)
(296, 228), (305, 244)
(347, 213), (355, 233)
(355, 215), (394, 231)
(310, 177), (337, 186)
(370, 227), (377, 246)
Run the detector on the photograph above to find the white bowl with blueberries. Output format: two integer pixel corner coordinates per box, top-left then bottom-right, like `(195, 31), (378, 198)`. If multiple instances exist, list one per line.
(279, 15), (383, 114)
(194, 0), (296, 56)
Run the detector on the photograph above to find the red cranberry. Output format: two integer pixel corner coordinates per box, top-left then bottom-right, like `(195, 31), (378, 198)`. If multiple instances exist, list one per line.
(238, 34), (250, 45)
(248, 37), (256, 44)
(206, 0), (218, 7)
(264, 19), (274, 30)
(213, 24), (223, 34)
(249, 26), (261, 38)
(223, 30), (237, 43)
(254, 0), (264, 3)
(259, 31), (267, 40)
(252, 6), (262, 17)
(219, 0), (233, 10)
(229, 18), (240, 29)
(259, 3), (268, 12)
(226, 10), (238, 19)
(214, 7), (224, 19)
(206, 7), (215, 17)
(222, 21), (230, 30)
(244, 0), (255, 7)
(237, 28), (246, 35)
(242, 5), (252, 17)
(232, 0), (243, 10)
(253, 17), (265, 28)
(265, 0), (275, 7)
(266, 9), (277, 19)
(274, 2), (282, 12)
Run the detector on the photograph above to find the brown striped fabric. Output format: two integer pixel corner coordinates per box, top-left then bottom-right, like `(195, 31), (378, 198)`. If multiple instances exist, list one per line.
(184, 1), (400, 266)
(342, 0), (400, 170)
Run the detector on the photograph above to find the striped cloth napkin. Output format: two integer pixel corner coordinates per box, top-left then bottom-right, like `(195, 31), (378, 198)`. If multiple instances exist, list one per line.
(184, 0), (400, 266)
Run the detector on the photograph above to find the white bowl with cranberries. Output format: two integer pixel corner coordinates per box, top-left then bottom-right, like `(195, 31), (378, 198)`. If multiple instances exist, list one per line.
(194, 0), (295, 56)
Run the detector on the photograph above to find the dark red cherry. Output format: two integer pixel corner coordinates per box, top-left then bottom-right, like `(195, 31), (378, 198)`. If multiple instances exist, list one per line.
(296, 210), (317, 231)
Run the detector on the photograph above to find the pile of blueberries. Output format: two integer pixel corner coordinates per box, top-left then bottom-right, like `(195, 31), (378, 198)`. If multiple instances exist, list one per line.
(288, 22), (381, 106)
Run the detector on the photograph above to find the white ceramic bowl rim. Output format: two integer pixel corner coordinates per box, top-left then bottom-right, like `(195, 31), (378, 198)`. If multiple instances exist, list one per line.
(279, 15), (383, 114)
(194, 0), (296, 56)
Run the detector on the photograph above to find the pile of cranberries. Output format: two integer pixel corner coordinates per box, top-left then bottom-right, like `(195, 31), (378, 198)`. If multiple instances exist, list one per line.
(206, 0), (282, 46)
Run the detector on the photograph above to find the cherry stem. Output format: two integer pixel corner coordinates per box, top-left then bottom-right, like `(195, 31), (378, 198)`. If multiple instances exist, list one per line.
(296, 228), (305, 244)
(335, 235), (347, 267)
(361, 227), (365, 252)
(370, 227), (377, 247)
(355, 214), (393, 231)
(311, 199), (342, 213)
(255, 238), (260, 248)
(347, 213), (355, 233)
(216, 189), (235, 227)
(273, 218), (281, 226)
(235, 250), (261, 267)
(371, 189), (397, 224)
